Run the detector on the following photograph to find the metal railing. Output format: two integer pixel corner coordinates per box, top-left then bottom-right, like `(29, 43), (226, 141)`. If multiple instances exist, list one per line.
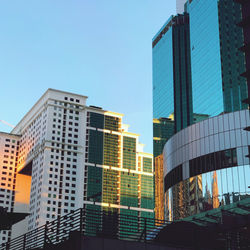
(1, 208), (168, 250)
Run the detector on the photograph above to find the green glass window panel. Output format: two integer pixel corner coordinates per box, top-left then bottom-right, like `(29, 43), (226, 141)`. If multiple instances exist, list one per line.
(120, 197), (138, 207)
(85, 204), (102, 236)
(103, 133), (119, 166)
(90, 112), (104, 129)
(153, 119), (175, 158)
(123, 136), (136, 170)
(87, 166), (103, 202)
(102, 169), (118, 205)
(119, 209), (139, 238)
(102, 208), (119, 237)
(85, 204), (102, 211)
(86, 206), (119, 238)
(193, 114), (209, 123)
(88, 130), (103, 164)
(120, 172), (138, 207)
(153, 119), (175, 139)
(141, 176), (154, 209)
(140, 211), (154, 219)
(143, 157), (152, 173)
(153, 140), (166, 158)
(141, 198), (154, 210)
(104, 115), (119, 131)
(120, 209), (138, 217)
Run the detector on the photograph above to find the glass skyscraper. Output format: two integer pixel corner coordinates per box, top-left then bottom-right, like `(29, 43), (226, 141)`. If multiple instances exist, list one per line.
(153, 0), (248, 155)
(153, 0), (249, 222)
(152, 13), (193, 220)
(153, 13), (193, 139)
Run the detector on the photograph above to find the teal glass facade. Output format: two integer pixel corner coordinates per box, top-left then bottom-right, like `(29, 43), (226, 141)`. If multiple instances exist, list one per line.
(153, 22), (174, 119)
(172, 14), (193, 132)
(153, 118), (174, 157)
(218, 0), (248, 112)
(186, 0), (224, 117)
(153, 0), (248, 148)
(153, 0), (250, 223)
(153, 14), (193, 129)
(236, 0), (250, 94)
(153, 14), (193, 162)
(185, 0), (248, 116)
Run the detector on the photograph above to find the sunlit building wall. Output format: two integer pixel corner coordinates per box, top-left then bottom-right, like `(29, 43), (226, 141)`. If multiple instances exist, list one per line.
(0, 132), (20, 245)
(11, 173), (31, 240)
(154, 154), (164, 221)
(0, 89), (153, 240)
(84, 108), (154, 219)
(10, 89), (87, 232)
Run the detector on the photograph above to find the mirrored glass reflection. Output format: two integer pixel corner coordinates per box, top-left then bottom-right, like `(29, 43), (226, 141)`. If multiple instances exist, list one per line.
(165, 165), (250, 221)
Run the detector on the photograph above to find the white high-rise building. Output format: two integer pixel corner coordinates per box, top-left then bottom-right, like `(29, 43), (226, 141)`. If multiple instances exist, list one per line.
(11, 89), (88, 232)
(0, 89), (154, 245)
(0, 132), (20, 244)
(176, 0), (186, 13)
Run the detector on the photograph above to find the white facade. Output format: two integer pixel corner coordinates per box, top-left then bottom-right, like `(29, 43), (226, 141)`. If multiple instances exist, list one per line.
(0, 132), (20, 245)
(11, 89), (88, 232)
(176, 0), (186, 14)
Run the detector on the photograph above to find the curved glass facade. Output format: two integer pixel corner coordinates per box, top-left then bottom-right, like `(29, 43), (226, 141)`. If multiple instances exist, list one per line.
(166, 166), (249, 221)
(163, 110), (250, 221)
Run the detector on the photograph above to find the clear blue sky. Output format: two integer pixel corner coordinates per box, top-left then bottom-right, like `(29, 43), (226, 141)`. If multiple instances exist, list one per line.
(0, 0), (176, 153)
